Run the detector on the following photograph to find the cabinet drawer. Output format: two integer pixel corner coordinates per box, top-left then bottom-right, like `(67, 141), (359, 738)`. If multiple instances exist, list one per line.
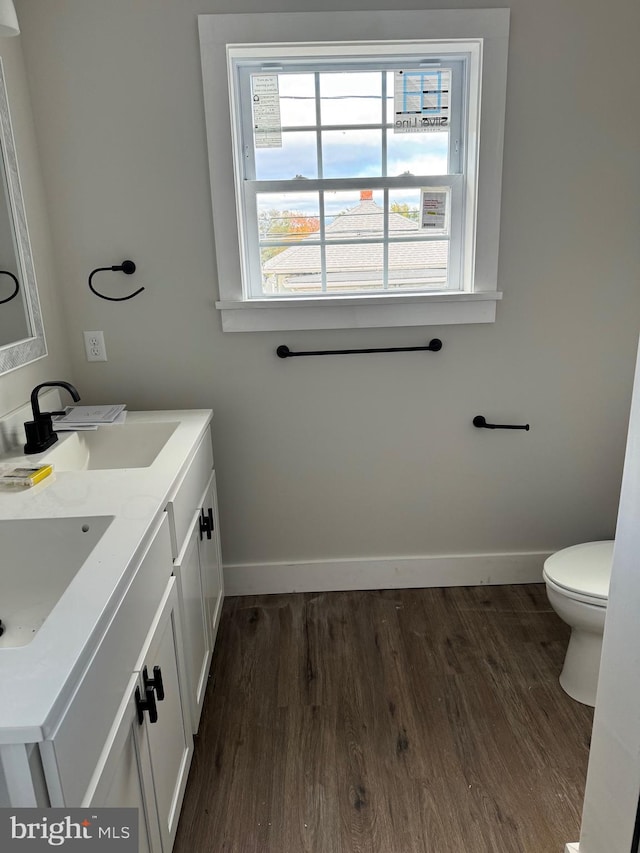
(165, 430), (213, 559)
(41, 515), (173, 807)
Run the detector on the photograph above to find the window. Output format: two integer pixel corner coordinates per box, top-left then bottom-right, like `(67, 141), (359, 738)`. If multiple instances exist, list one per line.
(199, 10), (509, 331)
(235, 57), (467, 299)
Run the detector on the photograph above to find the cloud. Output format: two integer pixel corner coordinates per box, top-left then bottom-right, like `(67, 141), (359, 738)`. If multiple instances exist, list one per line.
(255, 129), (449, 181)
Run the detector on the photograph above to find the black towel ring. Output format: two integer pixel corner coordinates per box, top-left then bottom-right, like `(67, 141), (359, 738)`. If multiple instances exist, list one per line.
(88, 260), (144, 302)
(0, 270), (19, 305)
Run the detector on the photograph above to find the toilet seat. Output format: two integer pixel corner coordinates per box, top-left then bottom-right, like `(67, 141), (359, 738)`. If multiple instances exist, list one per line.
(544, 574), (608, 608)
(543, 540), (613, 604)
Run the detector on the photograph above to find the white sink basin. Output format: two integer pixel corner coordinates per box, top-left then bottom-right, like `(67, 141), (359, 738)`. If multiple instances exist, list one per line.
(44, 421), (178, 471)
(0, 515), (114, 648)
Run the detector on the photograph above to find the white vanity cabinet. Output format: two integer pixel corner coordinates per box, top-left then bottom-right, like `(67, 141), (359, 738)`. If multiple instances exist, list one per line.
(83, 577), (193, 853)
(38, 515), (193, 853)
(199, 471), (224, 651)
(166, 429), (224, 733)
(39, 515), (179, 808)
(81, 673), (162, 853)
(0, 409), (222, 853)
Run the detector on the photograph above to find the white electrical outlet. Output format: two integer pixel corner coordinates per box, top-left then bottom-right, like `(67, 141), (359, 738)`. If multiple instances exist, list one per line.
(83, 330), (107, 362)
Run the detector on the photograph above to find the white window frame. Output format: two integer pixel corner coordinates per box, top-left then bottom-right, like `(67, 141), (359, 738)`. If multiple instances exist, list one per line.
(234, 53), (468, 300)
(199, 10), (509, 332)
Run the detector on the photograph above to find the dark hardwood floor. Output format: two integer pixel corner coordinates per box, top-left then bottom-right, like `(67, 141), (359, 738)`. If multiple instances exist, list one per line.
(174, 584), (593, 853)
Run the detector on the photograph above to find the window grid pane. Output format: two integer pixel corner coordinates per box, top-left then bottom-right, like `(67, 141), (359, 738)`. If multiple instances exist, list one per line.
(246, 65), (457, 297)
(257, 186), (450, 296)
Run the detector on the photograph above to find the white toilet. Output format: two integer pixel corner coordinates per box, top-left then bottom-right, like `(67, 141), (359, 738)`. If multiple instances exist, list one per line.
(543, 540), (614, 707)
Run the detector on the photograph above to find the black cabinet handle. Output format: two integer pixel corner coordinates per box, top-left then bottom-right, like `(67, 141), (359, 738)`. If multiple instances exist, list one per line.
(143, 665), (164, 701)
(135, 685), (158, 725)
(199, 507), (214, 540)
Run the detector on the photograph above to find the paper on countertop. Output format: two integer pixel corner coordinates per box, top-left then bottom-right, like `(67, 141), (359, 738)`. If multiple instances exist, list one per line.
(52, 404), (127, 428)
(52, 423), (99, 432)
(52, 412), (127, 431)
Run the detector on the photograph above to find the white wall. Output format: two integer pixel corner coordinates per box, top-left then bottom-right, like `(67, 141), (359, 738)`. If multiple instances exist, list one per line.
(15, 0), (640, 572)
(0, 35), (73, 419)
(578, 340), (640, 851)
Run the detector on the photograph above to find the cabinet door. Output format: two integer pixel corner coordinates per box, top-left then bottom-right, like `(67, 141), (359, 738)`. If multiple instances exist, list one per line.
(174, 470), (224, 734)
(174, 515), (211, 733)
(40, 515), (173, 809)
(139, 577), (193, 853)
(82, 674), (162, 853)
(198, 471), (224, 648)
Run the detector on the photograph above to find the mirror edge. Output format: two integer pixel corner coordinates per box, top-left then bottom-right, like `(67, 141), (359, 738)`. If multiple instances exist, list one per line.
(0, 55), (47, 376)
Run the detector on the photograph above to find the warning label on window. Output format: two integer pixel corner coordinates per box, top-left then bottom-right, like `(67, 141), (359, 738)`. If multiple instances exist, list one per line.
(420, 189), (449, 230)
(251, 75), (282, 148)
(394, 69), (451, 133)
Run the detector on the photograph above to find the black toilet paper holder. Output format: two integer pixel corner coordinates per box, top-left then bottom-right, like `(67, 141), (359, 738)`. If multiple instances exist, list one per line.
(473, 415), (530, 431)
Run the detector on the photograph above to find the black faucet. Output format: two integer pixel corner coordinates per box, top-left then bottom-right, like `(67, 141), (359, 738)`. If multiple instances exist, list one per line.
(24, 381), (81, 454)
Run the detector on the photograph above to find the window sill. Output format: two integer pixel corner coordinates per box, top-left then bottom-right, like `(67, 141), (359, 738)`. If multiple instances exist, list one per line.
(215, 291), (502, 332)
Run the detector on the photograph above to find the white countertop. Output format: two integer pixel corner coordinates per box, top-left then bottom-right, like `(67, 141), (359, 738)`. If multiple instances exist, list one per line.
(0, 409), (212, 744)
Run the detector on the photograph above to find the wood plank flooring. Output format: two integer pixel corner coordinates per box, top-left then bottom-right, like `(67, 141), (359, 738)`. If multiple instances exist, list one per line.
(173, 584), (593, 853)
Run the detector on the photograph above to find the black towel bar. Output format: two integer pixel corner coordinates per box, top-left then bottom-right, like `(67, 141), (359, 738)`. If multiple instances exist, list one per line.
(473, 415), (530, 431)
(277, 339), (442, 359)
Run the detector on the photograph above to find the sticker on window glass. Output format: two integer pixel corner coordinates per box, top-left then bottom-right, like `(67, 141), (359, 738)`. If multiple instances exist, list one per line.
(420, 189), (449, 230)
(251, 75), (282, 148)
(394, 69), (451, 133)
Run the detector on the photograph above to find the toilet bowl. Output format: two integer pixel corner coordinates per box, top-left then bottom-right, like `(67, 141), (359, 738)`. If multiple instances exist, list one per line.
(543, 541), (614, 707)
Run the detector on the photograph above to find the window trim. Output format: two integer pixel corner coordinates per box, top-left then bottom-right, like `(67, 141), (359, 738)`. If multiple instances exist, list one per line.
(198, 9), (509, 332)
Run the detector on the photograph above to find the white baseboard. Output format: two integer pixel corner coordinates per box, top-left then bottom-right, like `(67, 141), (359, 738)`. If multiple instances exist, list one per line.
(565, 843), (579, 852)
(223, 551), (551, 596)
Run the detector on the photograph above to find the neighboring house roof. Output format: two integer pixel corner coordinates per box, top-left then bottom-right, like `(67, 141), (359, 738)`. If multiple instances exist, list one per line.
(262, 195), (447, 281)
(318, 198), (417, 239)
